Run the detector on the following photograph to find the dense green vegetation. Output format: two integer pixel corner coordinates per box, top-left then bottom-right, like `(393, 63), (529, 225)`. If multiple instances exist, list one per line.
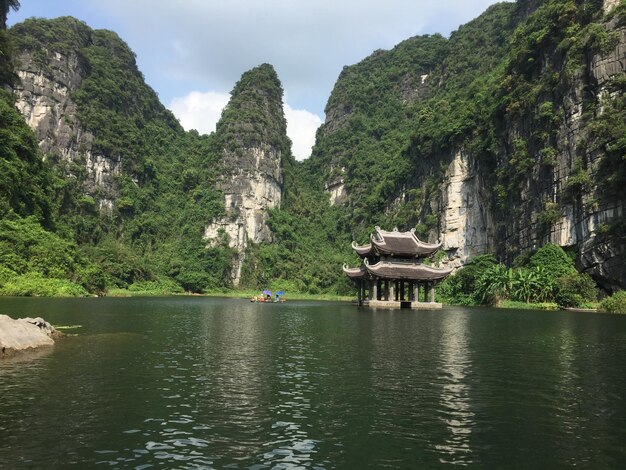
(3, 14), (233, 295)
(216, 63), (291, 158)
(439, 244), (597, 307)
(0, 91), (54, 227)
(600, 290), (626, 313)
(240, 164), (355, 295)
(0, 213), (98, 296)
(1, 1), (624, 302)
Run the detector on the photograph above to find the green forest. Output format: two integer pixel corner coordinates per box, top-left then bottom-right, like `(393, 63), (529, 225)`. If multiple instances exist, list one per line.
(0, 0), (624, 312)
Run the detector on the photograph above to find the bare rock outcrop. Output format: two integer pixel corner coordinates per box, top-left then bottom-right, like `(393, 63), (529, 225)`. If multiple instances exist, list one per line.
(0, 315), (62, 358)
(204, 64), (289, 286)
(10, 18), (129, 213)
(440, 150), (495, 268)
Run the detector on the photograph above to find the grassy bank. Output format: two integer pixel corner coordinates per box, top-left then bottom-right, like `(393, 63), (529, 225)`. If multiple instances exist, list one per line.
(106, 287), (353, 302)
(499, 300), (559, 310)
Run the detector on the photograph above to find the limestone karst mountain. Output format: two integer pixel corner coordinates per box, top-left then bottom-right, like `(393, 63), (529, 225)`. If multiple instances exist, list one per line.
(204, 64), (292, 286)
(308, 0), (625, 291)
(2, 0), (625, 296)
(6, 18), (293, 291)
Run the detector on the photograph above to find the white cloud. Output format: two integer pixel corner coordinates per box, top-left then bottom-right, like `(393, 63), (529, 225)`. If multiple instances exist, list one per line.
(284, 104), (322, 161)
(169, 91), (322, 161)
(169, 91), (230, 135)
(37, 0), (508, 115)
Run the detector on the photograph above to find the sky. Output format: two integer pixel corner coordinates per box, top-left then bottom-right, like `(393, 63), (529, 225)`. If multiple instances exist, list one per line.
(8, 0), (508, 160)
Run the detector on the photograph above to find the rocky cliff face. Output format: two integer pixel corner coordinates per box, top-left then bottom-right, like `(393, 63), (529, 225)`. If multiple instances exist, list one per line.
(440, 151), (496, 268)
(11, 18), (122, 212)
(491, 4), (626, 291)
(314, 0), (624, 291)
(204, 64), (289, 286)
(438, 1), (626, 290)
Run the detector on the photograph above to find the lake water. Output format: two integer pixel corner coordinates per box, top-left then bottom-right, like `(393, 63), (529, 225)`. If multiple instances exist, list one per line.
(1, 297), (625, 468)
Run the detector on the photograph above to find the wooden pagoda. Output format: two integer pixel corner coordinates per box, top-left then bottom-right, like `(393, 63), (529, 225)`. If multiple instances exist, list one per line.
(343, 226), (452, 309)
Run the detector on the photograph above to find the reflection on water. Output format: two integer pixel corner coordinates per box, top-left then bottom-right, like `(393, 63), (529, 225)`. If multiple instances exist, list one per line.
(262, 312), (320, 467)
(1, 298), (626, 468)
(435, 312), (474, 465)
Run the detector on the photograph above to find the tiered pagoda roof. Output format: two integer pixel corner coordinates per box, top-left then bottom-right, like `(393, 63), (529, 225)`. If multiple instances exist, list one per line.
(344, 226), (451, 282)
(343, 259), (452, 281)
(352, 226), (441, 258)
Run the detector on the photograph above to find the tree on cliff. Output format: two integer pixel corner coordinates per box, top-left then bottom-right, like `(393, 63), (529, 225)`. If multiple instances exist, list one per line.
(0, 0), (19, 29)
(0, 0), (19, 86)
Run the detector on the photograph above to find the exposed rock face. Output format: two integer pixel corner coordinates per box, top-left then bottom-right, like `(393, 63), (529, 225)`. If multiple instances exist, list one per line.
(495, 14), (626, 291)
(14, 50), (121, 211)
(10, 18), (130, 212)
(440, 151), (495, 268)
(567, 16), (625, 290)
(314, 2), (624, 290)
(204, 144), (283, 285)
(0, 315), (61, 358)
(604, 0), (620, 13)
(204, 64), (289, 286)
(325, 166), (347, 206)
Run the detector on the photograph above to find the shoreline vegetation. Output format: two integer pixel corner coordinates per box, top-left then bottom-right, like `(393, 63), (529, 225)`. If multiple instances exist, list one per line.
(1, 244), (624, 312)
(106, 287), (354, 303)
(1, 243), (625, 312)
(3, 283), (625, 314)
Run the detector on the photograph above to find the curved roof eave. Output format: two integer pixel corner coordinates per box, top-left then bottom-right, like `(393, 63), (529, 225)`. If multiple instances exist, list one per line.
(364, 261), (453, 281)
(352, 240), (374, 257)
(343, 263), (367, 279)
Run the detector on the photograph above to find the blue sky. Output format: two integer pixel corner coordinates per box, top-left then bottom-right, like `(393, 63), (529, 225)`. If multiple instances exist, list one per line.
(8, 0), (508, 159)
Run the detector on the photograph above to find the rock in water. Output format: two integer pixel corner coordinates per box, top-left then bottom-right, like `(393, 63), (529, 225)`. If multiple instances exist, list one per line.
(0, 315), (61, 357)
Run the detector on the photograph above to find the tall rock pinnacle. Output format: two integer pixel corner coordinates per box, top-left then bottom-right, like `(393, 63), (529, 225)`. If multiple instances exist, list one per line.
(204, 63), (291, 286)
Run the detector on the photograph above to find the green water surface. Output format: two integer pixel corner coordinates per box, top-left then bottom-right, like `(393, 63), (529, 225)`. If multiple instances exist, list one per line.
(1, 297), (625, 468)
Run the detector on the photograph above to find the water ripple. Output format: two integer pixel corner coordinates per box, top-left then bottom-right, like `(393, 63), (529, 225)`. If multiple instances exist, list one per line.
(2, 300), (626, 468)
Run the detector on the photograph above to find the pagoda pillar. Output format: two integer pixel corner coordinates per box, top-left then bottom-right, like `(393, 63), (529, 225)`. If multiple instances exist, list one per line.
(429, 283), (435, 302)
(373, 280), (378, 301)
(368, 280), (373, 301)
(384, 280), (389, 301)
(414, 283), (419, 303)
(408, 281), (414, 301)
(389, 282), (395, 301)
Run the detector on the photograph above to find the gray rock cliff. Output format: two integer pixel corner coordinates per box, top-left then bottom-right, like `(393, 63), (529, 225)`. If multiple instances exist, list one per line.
(492, 10), (626, 291)
(14, 48), (121, 212)
(314, 1), (624, 290)
(204, 64), (289, 286)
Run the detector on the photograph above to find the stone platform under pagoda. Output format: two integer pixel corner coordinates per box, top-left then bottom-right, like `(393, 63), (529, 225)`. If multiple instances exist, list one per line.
(362, 300), (443, 309)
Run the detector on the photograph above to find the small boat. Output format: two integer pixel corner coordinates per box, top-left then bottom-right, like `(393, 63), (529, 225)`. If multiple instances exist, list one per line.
(250, 290), (286, 303)
(250, 297), (286, 303)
